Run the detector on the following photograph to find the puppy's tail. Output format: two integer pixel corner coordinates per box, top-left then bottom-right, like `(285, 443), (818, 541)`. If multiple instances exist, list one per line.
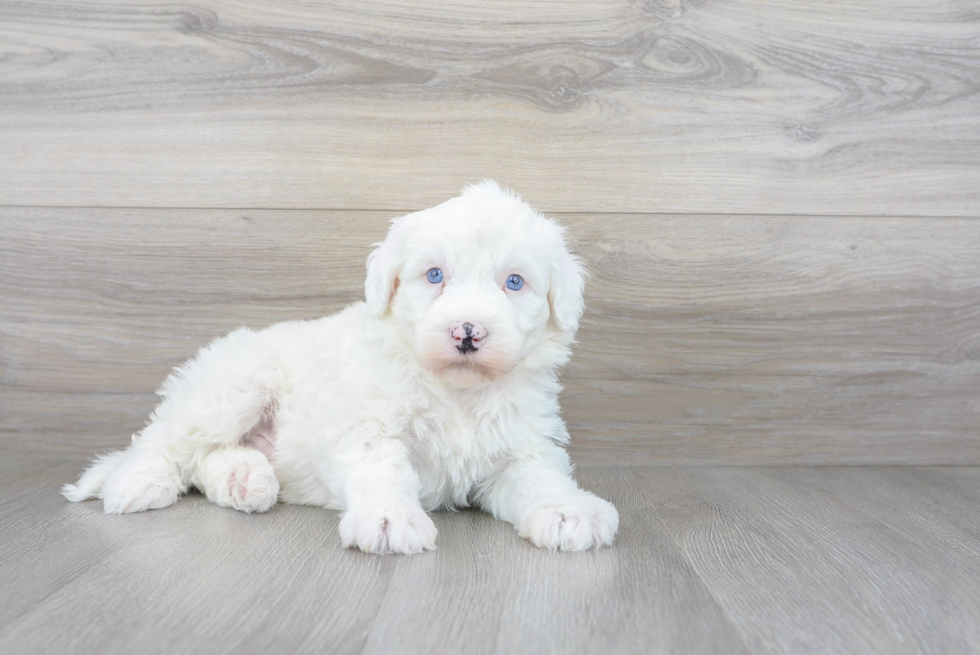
(62, 450), (126, 502)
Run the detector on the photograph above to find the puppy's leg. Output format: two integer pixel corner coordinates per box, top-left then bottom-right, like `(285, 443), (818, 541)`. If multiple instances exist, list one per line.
(335, 436), (436, 555)
(66, 326), (281, 514)
(99, 439), (186, 514)
(475, 452), (619, 551)
(193, 447), (279, 513)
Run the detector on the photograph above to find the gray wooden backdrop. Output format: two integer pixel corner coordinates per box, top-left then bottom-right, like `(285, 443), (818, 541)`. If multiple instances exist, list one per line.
(1, 0), (978, 464)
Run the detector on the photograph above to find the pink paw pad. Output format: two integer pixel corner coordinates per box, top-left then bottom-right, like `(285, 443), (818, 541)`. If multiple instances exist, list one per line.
(227, 469), (251, 500)
(215, 456), (279, 513)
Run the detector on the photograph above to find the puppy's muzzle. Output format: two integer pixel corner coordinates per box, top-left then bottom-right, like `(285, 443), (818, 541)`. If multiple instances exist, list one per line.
(451, 322), (487, 354)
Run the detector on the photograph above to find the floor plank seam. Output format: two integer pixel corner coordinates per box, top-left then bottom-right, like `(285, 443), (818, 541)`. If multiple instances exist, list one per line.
(642, 486), (756, 652)
(627, 470), (755, 654)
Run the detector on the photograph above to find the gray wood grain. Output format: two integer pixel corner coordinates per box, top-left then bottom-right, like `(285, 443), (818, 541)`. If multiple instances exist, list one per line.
(3, 462), (980, 654)
(0, 459), (149, 628)
(0, 459), (396, 654)
(648, 467), (980, 655)
(562, 213), (980, 465)
(3, 208), (978, 464)
(0, 463), (748, 655)
(1, 0), (977, 215)
(360, 467), (747, 655)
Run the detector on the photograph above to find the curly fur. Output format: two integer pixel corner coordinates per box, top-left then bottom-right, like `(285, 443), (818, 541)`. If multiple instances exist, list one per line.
(63, 181), (619, 554)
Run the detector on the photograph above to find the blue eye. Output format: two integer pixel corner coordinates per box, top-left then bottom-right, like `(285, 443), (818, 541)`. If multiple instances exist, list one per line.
(427, 268), (444, 284)
(506, 274), (524, 291)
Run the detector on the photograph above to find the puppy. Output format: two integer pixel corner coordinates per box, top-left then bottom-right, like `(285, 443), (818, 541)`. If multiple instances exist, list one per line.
(63, 181), (619, 554)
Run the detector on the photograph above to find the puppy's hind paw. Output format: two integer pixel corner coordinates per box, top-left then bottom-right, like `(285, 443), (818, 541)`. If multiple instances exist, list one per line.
(101, 470), (181, 514)
(339, 501), (437, 555)
(519, 494), (619, 552)
(209, 450), (280, 513)
(97, 450), (183, 514)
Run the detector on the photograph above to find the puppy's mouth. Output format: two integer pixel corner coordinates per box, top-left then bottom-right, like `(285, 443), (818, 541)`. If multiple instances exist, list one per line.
(436, 344), (516, 383)
(415, 322), (519, 384)
(447, 350), (490, 370)
(437, 358), (511, 387)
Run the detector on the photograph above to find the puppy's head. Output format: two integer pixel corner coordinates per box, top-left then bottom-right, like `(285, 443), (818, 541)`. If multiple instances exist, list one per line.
(365, 181), (586, 387)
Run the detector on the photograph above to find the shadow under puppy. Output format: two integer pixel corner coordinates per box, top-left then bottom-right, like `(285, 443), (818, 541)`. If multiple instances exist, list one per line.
(64, 181), (619, 554)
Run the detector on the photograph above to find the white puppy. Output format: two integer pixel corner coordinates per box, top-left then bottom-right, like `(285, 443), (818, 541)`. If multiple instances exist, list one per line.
(63, 181), (619, 554)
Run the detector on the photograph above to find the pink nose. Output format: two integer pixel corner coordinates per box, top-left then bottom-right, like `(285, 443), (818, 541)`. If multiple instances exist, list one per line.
(450, 322), (487, 353)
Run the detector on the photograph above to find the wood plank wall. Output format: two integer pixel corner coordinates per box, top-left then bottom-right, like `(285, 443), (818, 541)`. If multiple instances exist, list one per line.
(1, 1), (978, 464)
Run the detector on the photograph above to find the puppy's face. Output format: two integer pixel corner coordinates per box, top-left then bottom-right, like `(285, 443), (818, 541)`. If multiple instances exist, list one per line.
(365, 181), (585, 387)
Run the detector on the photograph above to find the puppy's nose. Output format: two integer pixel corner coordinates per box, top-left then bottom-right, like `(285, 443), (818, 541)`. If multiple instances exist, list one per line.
(451, 322), (487, 354)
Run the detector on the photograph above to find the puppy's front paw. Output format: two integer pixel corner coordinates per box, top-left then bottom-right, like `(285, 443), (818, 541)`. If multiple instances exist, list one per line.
(339, 501), (437, 555)
(519, 494), (619, 551)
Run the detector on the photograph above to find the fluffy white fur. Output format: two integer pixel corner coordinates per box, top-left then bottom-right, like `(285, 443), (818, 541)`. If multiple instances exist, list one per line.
(63, 181), (619, 554)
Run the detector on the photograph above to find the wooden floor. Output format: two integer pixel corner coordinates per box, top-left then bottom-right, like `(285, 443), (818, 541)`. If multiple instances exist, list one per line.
(2, 459), (979, 655)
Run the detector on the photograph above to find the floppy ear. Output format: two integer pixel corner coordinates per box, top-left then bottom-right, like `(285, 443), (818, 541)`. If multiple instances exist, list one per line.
(364, 219), (408, 317)
(548, 243), (588, 336)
